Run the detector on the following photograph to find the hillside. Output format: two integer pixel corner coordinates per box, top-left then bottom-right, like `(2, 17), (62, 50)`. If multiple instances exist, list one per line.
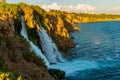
(49, 10), (120, 23)
(0, 2), (120, 80)
(0, 14), (56, 80)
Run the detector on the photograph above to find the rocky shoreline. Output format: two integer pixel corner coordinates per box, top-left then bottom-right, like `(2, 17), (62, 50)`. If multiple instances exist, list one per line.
(0, 2), (120, 80)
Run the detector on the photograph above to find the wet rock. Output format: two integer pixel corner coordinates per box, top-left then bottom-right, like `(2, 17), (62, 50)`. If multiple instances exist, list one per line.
(48, 69), (65, 80)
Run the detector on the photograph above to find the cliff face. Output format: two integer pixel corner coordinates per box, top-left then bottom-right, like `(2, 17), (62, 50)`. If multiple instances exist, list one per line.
(0, 15), (14, 37)
(1, 2), (120, 80)
(44, 14), (76, 51)
(0, 3), (76, 80)
(18, 3), (79, 51)
(63, 13), (120, 24)
(0, 15), (55, 80)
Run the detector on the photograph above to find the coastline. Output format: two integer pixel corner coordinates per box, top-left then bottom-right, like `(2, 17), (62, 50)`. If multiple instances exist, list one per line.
(1, 2), (120, 80)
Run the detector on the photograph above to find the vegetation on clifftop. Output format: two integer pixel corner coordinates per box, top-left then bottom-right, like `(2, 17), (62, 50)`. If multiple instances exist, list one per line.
(49, 10), (120, 23)
(0, 13), (54, 80)
(0, 2), (120, 51)
(0, 2), (120, 80)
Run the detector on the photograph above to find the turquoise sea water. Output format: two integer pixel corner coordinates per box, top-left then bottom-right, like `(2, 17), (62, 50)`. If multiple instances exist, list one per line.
(66, 21), (120, 80)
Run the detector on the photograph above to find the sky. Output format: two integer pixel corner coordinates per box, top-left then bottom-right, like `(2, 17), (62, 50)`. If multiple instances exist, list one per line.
(6, 0), (120, 14)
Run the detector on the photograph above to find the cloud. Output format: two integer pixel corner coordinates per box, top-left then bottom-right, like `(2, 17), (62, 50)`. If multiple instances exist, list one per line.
(114, 6), (120, 11)
(41, 2), (96, 13)
(105, 6), (120, 14)
(42, 3), (62, 11)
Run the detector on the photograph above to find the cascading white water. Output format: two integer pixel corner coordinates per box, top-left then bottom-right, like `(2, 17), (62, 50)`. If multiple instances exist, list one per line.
(20, 15), (100, 78)
(20, 15), (50, 67)
(37, 25), (64, 64)
(20, 15), (120, 80)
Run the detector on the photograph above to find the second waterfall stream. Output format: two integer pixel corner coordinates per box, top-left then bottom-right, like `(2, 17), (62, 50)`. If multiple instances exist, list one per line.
(20, 15), (64, 66)
(37, 25), (64, 64)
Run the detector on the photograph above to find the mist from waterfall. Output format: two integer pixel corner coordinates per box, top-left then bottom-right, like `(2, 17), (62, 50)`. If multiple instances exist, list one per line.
(37, 25), (64, 64)
(20, 15), (50, 67)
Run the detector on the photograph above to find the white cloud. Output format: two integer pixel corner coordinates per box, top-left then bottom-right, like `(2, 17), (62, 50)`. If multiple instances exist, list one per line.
(114, 6), (120, 11)
(41, 3), (120, 14)
(42, 3), (62, 11)
(41, 2), (96, 13)
(105, 6), (120, 14)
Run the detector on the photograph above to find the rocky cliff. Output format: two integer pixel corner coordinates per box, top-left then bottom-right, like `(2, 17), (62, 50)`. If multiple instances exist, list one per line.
(0, 2), (78, 80)
(0, 15), (56, 80)
(1, 2), (120, 80)
(19, 3), (78, 51)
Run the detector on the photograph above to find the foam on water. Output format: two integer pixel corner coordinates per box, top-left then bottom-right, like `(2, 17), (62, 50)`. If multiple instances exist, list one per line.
(50, 59), (99, 76)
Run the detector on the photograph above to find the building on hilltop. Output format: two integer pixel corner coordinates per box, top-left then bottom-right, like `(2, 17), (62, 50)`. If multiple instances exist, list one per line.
(0, 0), (5, 2)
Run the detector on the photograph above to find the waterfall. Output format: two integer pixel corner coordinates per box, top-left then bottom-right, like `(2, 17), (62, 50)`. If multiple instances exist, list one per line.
(20, 15), (99, 78)
(37, 25), (64, 64)
(20, 15), (50, 67)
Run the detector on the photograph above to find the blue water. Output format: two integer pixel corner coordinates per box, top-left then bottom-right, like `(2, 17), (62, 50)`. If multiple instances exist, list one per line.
(65, 21), (120, 80)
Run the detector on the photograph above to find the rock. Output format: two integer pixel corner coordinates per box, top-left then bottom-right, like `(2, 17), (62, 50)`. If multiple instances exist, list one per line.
(44, 14), (76, 51)
(0, 14), (55, 80)
(0, 15), (15, 37)
(48, 69), (65, 80)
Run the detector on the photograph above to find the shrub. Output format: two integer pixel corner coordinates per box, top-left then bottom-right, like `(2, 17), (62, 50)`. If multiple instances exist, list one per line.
(23, 51), (47, 68)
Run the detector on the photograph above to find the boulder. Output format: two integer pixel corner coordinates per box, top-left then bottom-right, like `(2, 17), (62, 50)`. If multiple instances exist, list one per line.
(48, 69), (65, 80)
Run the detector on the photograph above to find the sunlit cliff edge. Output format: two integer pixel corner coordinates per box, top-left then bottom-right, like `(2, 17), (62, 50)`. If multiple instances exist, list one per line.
(0, 2), (120, 80)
